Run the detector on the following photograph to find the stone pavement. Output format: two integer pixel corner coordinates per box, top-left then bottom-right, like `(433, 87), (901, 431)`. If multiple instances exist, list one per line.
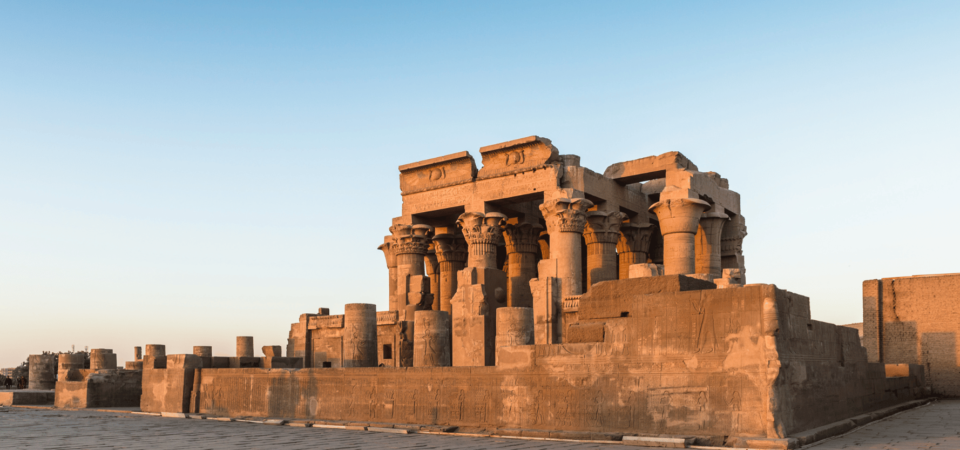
(0, 400), (958, 449)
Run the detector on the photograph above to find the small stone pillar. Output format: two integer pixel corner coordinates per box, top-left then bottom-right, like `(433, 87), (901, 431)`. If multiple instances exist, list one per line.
(377, 235), (398, 312)
(262, 346), (282, 357)
(392, 224), (434, 316)
(649, 198), (710, 275)
(237, 337), (254, 358)
(457, 212), (507, 269)
(27, 354), (56, 390)
(721, 214), (748, 283)
(413, 310), (452, 367)
(343, 303), (378, 367)
(695, 205), (729, 277)
(539, 198), (593, 297)
(584, 211), (626, 287)
(58, 353), (85, 381)
(89, 349), (117, 370)
(495, 307), (534, 364)
(134, 346), (142, 361)
(617, 223), (655, 280)
(193, 346), (212, 358)
(433, 233), (468, 315)
(502, 223), (543, 307)
(145, 345), (165, 358)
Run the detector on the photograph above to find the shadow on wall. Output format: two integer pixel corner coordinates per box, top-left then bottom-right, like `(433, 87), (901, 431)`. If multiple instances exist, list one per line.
(921, 332), (957, 397)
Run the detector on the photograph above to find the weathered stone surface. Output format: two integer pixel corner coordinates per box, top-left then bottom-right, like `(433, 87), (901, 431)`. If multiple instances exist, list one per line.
(27, 354), (56, 390)
(413, 310), (451, 367)
(140, 354), (201, 413)
(0, 390), (54, 406)
(399, 151), (477, 194)
(55, 369), (141, 409)
(90, 349), (117, 371)
(578, 275), (716, 320)
(862, 273), (960, 396)
(477, 136), (560, 180)
(237, 336), (254, 358)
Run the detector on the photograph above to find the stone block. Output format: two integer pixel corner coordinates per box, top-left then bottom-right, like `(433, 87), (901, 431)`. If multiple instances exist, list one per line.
(262, 346), (282, 357)
(628, 263), (662, 278)
(477, 136), (560, 180)
(140, 354), (201, 414)
(578, 275), (716, 320)
(566, 322), (605, 343)
(27, 354), (56, 390)
(399, 151), (477, 194)
(0, 390), (54, 406)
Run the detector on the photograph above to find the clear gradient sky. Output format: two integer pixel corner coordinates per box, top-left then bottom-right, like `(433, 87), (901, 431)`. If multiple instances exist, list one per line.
(2, 1), (958, 368)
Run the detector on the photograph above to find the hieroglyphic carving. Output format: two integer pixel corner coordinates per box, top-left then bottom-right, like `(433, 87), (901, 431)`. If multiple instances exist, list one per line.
(309, 315), (344, 329)
(377, 310), (398, 325)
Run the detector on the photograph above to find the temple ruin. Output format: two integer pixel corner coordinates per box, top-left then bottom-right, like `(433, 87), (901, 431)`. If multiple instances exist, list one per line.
(20, 136), (933, 448)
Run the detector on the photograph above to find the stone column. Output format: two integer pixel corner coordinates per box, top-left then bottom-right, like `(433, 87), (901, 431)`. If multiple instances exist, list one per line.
(134, 346), (142, 361)
(433, 233), (468, 315)
(539, 198), (593, 297)
(377, 235), (398, 312)
(145, 345), (165, 358)
(58, 353), (85, 381)
(617, 223), (655, 280)
(502, 223), (543, 307)
(495, 307), (534, 364)
(144, 345), (166, 369)
(695, 206), (729, 277)
(457, 212), (507, 269)
(343, 303), (378, 367)
(193, 346), (212, 358)
(90, 349), (117, 370)
(391, 224), (433, 277)
(538, 231), (550, 260)
(649, 198), (710, 275)
(237, 336), (254, 358)
(425, 244), (440, 310)
(27, 354), (56, 389)
(583, 211), (626, 287)
(413, 310), (452, 367)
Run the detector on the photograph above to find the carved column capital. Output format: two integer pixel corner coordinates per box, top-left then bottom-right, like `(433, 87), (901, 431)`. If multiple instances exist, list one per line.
(539, 198), (594, 234)
(457, 212), (507, 246)
(583, 211), (626, 245)
(390, 224), (434, 256)
(433, 233), (468, 264)
(617, 223), (655, 254)
(648, 198), (711, 235)
(502, 223), (543, 254)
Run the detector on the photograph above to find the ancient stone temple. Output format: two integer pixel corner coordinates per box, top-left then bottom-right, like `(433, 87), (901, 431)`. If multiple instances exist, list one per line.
(147, 136), (927, 447)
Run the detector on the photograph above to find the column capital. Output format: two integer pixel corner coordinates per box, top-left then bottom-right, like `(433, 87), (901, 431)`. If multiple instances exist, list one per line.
(390, 223), (434, 255)
(617, 223), (655, 254)
(457, 212), (507, 247)
(648, 198), (710, 235)
(377, 235), (396, 268)
(502, 223), (543, 254)
(433, 233), (468, 264)
(539, 198), (594, 234)
(583, 211), (626, 245)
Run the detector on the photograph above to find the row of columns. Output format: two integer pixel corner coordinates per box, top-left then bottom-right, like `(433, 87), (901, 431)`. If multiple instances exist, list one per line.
(380, 196), (734, 313)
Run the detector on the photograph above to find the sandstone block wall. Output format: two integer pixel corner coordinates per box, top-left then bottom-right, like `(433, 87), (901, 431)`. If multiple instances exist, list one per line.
(186, 278), (923, 440)
(862, 273), (960, 397)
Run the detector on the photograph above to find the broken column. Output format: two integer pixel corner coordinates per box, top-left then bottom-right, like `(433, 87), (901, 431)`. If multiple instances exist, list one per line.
(377, 236), (398, 312)
(433, 233), (468, 315)
(193, 346), (213, 368)
(584, 211), (626, 287)
(530, 259), (563, 345)
(495, 307), (534, 364)
(425, 244), (440, 310)
(58, 353), (85, 381)
(502, 222), (542, 308)
(540, 197), (593, 297)
(721, 214), (748, 283)
(617, 223), (654, 280)
(89, 349), (117, 370)
(343, 303), (378, 367)
(144, 345), (166, 369)
(237, 336), (254, 358)
(134, 347), (142, 361)
(695, 204), (729, 278)
(413, 310), (452, 367)
(27, 354), (56, 390)
(649, 198), (710, 275)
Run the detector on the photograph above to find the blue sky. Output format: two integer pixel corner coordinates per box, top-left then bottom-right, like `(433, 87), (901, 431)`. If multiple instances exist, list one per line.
(2, 1), (958, 367)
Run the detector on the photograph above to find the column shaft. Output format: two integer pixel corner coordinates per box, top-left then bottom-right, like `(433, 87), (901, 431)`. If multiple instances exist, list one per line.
(540, 198), (594, 298)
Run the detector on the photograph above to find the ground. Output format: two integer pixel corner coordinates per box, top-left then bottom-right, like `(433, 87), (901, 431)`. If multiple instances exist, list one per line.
(0, 400), (958, 449)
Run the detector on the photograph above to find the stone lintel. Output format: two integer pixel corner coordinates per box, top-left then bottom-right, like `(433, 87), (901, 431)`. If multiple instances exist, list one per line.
(399, 151), (477, 195)
(476, 135), (561, 180)
(603, 151), (699, 185)
(308, 315), (345, 330)
(377, 310), (398, 325)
